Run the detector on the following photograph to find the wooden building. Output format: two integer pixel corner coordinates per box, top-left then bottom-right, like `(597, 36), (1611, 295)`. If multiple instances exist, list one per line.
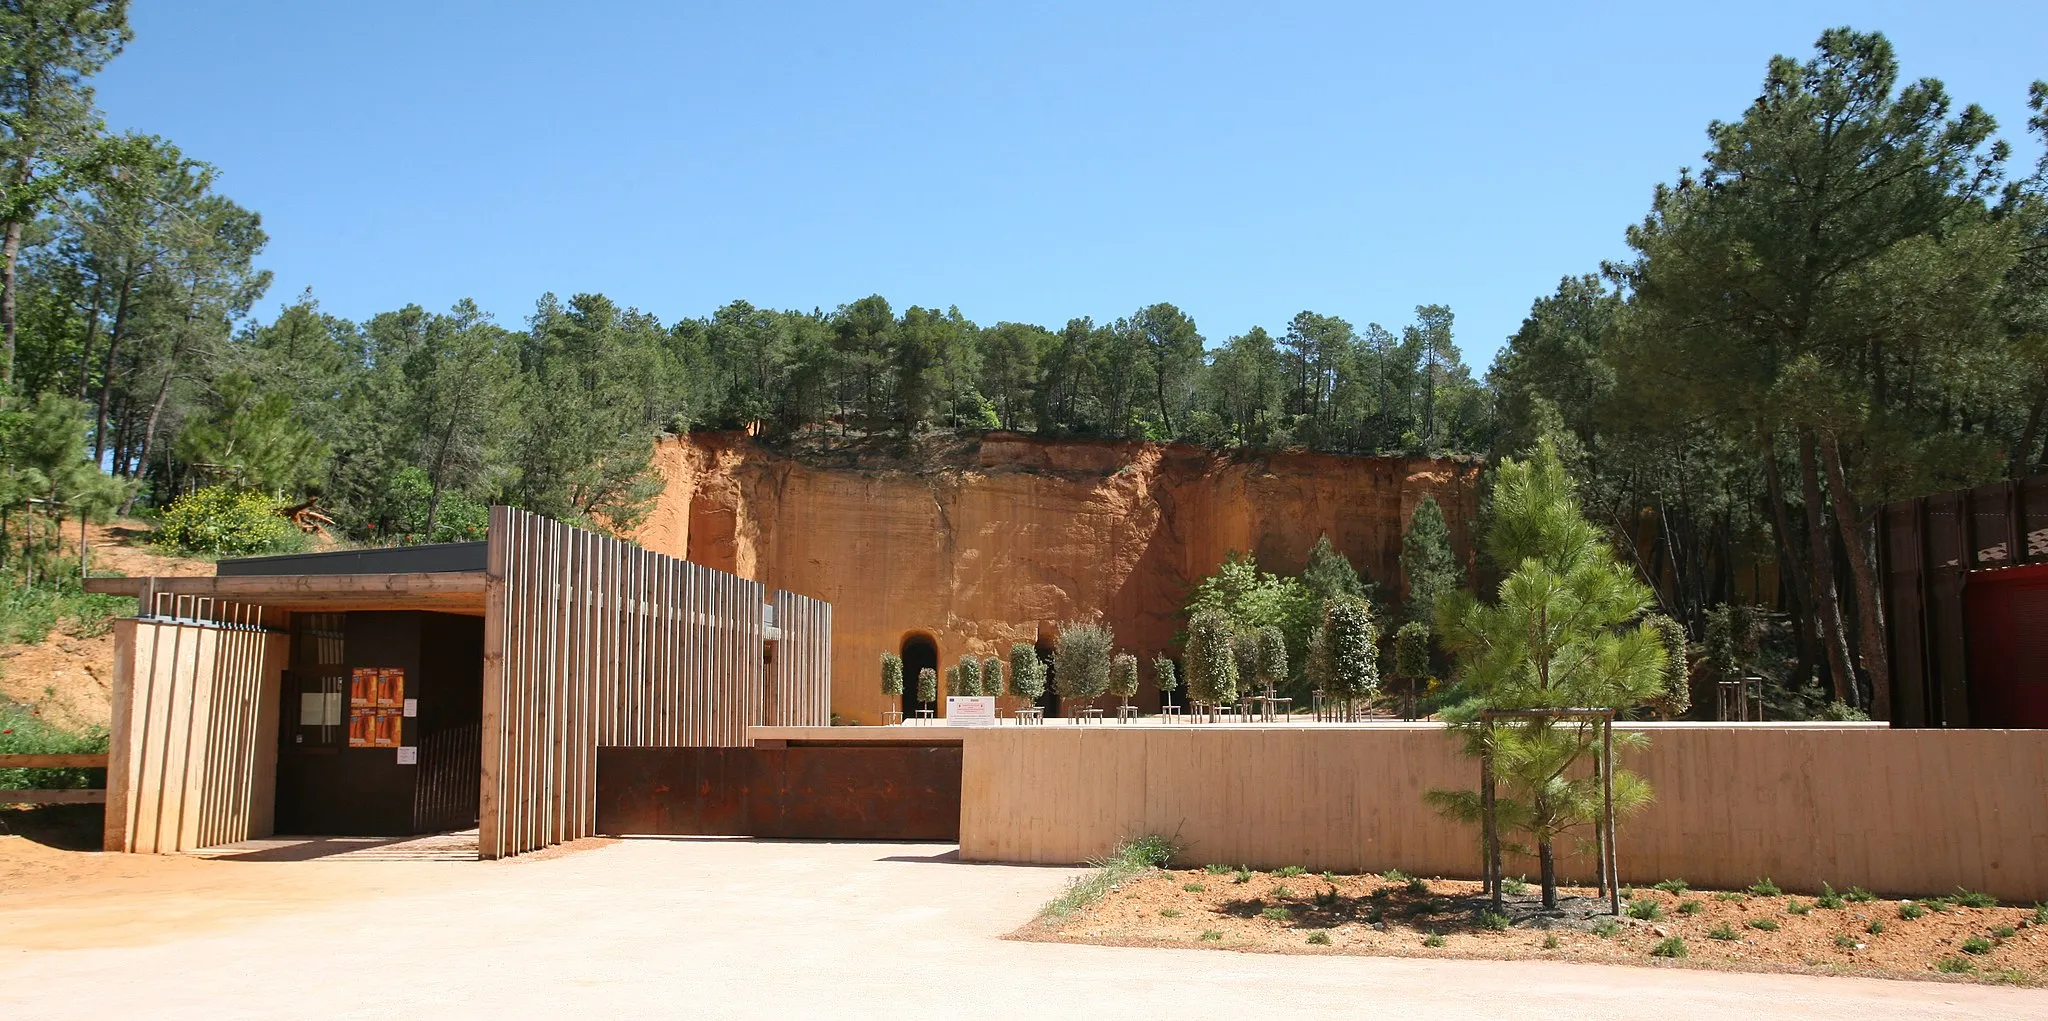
(86, 507), (832, 859)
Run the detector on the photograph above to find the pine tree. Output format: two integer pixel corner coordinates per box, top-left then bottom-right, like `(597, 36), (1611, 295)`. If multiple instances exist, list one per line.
(1300, 533), (1370, 603)
(1401, 496), (1461, 623)
(1428, 438), (1664, 908)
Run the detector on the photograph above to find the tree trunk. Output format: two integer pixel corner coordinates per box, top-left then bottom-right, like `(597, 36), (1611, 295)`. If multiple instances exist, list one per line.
(93, 273), (137, 464)
(134, 342), (186, 503)
(1, 218), (20, 389)
(1821, 432), (1889, 718)
(1798, 432), (1858, 706)
(2014, 387), (2046, 480)
(1762, 433), (1818, 678)
(1537, 837), (1557, 909)
(76, 275), (106, 400)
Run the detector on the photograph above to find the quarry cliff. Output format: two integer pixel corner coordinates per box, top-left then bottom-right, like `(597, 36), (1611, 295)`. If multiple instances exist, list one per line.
(637, 432), (1480, 724)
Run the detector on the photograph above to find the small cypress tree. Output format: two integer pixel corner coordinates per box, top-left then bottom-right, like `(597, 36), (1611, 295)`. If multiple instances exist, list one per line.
(1392, 621), (1432, 719)
(1184, 609), (1239, 706)
(1645, 613), (1692, 719)
(881, 652), (904, 699)
(1325, 597), (1380, 701)
(957, 656), (982, 697)
(916, 667), (938, 709)
(1153, 654), (1179, 708)
(983, 655), (1004, 699)
(1256, 625), (1288, 698)
(1053, 621), (1114, 706)
(1109, 652), (1139, 711)
(1009, 642), (1046, 701)
(1231, 629), (1261, 702)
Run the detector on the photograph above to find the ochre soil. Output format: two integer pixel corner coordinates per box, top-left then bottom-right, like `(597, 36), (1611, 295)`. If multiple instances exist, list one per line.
(1019, 868), (2048, 986)
(0, 811), (615, 951)
(1, 521), (213, 732)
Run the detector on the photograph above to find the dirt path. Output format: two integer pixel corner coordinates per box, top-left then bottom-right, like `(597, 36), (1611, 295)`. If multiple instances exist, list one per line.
(3, 838), (2043, 1019)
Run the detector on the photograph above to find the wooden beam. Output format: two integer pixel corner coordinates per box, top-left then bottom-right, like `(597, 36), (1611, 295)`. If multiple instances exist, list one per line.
(84, 573), (489, 614)
(0, 753), (108, 768)
(0, 789), (106, 804)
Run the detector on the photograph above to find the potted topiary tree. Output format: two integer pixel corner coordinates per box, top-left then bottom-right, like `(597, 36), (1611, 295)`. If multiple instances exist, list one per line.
(956, 656), (982, 698)
(1153, 654), (1179, 714)
(1053, 621), (1114, 720)
(983, 655), (1004, 706)
(1311, 596), (1379, 720)
(916, 667), (938, 720)
(881, 652), (905, 724)
(1184, 609), (1239, 721)
(1392, 621), (1430, 720)
(1009, 642), (1046, 722)
(1109, 652), (1140, 721)
(1256, 624), (1288, 717)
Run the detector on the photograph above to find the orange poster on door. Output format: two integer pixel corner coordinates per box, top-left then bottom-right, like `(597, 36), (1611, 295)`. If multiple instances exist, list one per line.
(350, 668), (376, 707)
(371, 709), (403, 748)
(348, 708), (374, 747)
(375, 668), (405, 708)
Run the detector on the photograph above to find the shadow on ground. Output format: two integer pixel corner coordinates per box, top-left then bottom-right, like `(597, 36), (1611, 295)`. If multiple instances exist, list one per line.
(0, 805), (102, 850)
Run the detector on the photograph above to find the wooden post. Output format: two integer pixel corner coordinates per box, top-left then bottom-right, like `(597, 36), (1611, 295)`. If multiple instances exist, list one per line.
(1603, 713), (1619, 916)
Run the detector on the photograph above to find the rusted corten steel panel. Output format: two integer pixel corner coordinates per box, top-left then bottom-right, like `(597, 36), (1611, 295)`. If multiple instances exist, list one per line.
(593, 745), (961, 841)
(1879, 476), (2048, 728)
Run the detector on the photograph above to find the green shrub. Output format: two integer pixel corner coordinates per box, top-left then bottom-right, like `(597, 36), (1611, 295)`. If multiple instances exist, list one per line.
(1260, 905), (1292, 922)
(1844, 886), (1876, 903)
(1381, 868), (1409, 882)
(1503, 875), (1530, 895)
(1592, 919), (1619, 938)
(1816, 884), (1844, 909)
(1935, 956), (1975, 974)
(1866, 919), (1886, 935)
(1159, 908), (1181, 918)
(1961, 935), (1994, 955)
(1787, 900), (1811, 915)
(1708, 923), (1737, 941)
(1650, 937), (1687, 958)
(1232, 868), (1252, 884)
(1036, 834), (1180, 919)
(1748, 878), (1782, 897)
(1306, 930), (1331, 945)
(1542, 933), (1560, 949)
(1713, 891), (1747, 902)
(1899, 902), (1927, 920)
(1275, 865), (1305, 878)
(1183, 610), (1239, 705)
(1834, 933), (1858, 949)
(1954, 888), (1998, 909)
(1272, 884), (1294, 899)
(1992, 924), (2018, 940)
(1203, 864), (1231, 875)
(2033, 903), (2048, 926)
(1200, 930), (1222, 941)
(1422, 934), (1445, 948)
(0, 701), (108, 789)
(1183, 882), (1205, 892)
(1405, 877), (1429, 896)
(1627, 899), (1665, 921)
(1746, 918), (1779, 932)
(1653, 878), (1689, 894)
(1677, 899), (1703, 915)
(1478, 910), (1510, 931)
(155, 486), (303, 557)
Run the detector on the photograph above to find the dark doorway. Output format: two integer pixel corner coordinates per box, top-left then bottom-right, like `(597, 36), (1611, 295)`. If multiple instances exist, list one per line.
(275, 611), (484, 836)
(901, 633), (938, 716)
(1035, 639), (1059, 718)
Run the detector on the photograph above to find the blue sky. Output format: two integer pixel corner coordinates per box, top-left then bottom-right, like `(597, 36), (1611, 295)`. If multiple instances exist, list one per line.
(96, 2), (2047, 369)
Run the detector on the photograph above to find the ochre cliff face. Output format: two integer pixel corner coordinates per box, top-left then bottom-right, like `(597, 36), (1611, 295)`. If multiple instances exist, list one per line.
(637, 433), (1479, 725)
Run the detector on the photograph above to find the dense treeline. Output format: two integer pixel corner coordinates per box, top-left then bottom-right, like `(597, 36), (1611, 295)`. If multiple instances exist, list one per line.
(2, 11), (2045, 717)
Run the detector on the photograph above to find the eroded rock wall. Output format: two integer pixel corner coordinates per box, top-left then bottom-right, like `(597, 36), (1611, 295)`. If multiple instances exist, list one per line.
(638, 433), (1479, 724)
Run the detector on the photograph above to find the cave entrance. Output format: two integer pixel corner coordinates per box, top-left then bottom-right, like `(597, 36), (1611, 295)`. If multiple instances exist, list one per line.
(901, 633), (938, 717)
(1034, 639), (1059, 718)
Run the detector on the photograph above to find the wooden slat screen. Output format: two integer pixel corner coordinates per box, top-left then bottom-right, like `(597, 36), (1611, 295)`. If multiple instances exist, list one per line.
(770, 590), (832, 727)
(481, 507), (771, 859)
(104, 613), (287, 853)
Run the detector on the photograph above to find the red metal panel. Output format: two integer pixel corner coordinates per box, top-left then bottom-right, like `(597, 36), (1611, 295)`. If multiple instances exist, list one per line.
(1965, 562), (2048, 728)
(594, 744), (962, 840)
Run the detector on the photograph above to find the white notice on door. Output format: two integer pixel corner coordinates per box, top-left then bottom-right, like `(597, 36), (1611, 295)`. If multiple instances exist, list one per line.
(396, 746), (418, 765)
(945, 696), (998, 727)
(402, 698), (418, 718)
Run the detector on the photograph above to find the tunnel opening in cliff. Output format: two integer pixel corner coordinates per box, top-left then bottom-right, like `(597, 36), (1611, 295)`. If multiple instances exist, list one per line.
(900, 633), (937, 716)
(1033, 638), (1058, 718)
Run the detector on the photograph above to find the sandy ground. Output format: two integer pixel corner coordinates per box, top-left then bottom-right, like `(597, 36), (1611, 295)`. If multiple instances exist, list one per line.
(4, 838), (2046, 1020)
